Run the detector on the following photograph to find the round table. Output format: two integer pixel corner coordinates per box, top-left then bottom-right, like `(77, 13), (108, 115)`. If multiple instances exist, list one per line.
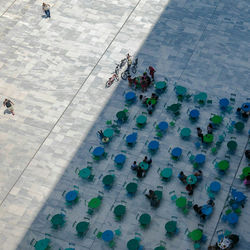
(211, 115), (223, 125)
(218, 160), (229, 171)
(116, 111), (126, 120)
(176, 197), (187, 208)
(79, 168), (91, 179)
(180, 128), (191, 138)
(175, 85), (187, 96)
(139, 213), (151, 226)
(201, 205), (213, 216)
(158, 121), (168, 131)
(194, 154), (206, 164)
(241, 102), (250, 112)
(169, 104), (180, 112)
(102, 175), (114, 186)
(127, 239), (139, 250)
(227, 212), (238, 224)
(136, 115), (147, 125)
(65, 190), (78, 202)
(88, 197), (101, 209)
(234, 122), (244, 131)
(93, 147), (104, 157)
(189, 229), (203, 241)
(102, 230), (114, 242)
(155, 81), (166, 90)
(203, 134), (214, 143)
(219, 98), (229, 108)
(125, 92), (136, 102)
(242, 167), (250, 177)
(126, 133), (137, 144)
(190, 109), (200, 119)
(148, 140), (159, 151)
(35, 238), (50, 250)
(210, 181), (221, 192)
(160, 168), (172, 179)
(165, 221), (177, 233)
(232, 191), (246, 202)
(154, 246), (165, 250)
(114, 154), (126, 165)
(76, 221), (89, 234)
(139, 161), (149, 171)
(171, 147), (182, 158)
(103, 128), (114, 138)
(146, 98), (157, 105)
(51, 214), (64, 226)
(126, 182), (138, 193)
(186, 175), (197, 184)
(114, 205), (126, 217)
(227, 140), (237, 151)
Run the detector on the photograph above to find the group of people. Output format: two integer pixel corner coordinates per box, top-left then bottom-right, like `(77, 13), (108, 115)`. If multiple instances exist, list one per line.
(236, 105), (249, 119)
(139, 93), (159, 114)
(193, 199), (215, 220)
(178, 170), (203, 195)
(208, 233), (239, 249)
(197, 124), (213, 143)
(131, 156), (152, 178)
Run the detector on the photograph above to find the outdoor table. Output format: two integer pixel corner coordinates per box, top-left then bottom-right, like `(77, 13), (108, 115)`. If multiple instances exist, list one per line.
(79, 168), (91, 179)
(165, 221), (177, 233)
(169, 104), (180, 112)
(201, 205), (213, 216)
(126, 182), (138, 193)
(210, 181), (221, 192)
(88, 197), (101, 209)
(203, 134), (214, 143)
(171, 147), (182, 158)
(180, 128), (191, 138)
(160, 168), (172, 179)
(219, 98), (229, 108)
(189, 109), (200, 120)
(242, 167), (250, 177)
(126, 133), (137, 144)
(148, 140), (159, 151)
(176, 196), (187, 208)
(146, 98), (157, 105)
(102, 230), (114, 242)
(158, 121), (168, 131)
(194, 154), (206, 164)
(155, 247), (165, 250)
(136, 115), (147, 125)
(35, 238), (50, 250)
(127, 239), (139, 250)
(211, 115), (223, 125)
(227, 212), (238, 224)
(232, 191), (246, 202)
(175, 85), (187, 96)
(65, 190), (78, 202)
(195, 92), (207, 104)
(103, 128), (114, 138)
(51, 214), (64, 227)
(76, 221), (89, 234)
(114, 154), (126, 165)
(139, 213), (151, 226)
(186, 175), (197, 185)
(217, 160), (229, 171)
(155, 81), (166, 90)
(125, 91), (136, 102)
(189, 229), (203, 241)
(241, 102), (250, 112)
(227, 140), (237, 151)
(93, 147), (105, 157)
(116, 111), (126, 120)
(154, 190), (162, 200)
(114, 205), (126, 217)
(234, 122), (244, 132)
(139, 161), (149, 171)
(102, 175), (114, 186)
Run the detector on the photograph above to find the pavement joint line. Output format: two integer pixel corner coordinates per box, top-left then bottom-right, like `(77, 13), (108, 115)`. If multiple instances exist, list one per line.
(0, 0), (18, 17)
(0, 0), (143, 208)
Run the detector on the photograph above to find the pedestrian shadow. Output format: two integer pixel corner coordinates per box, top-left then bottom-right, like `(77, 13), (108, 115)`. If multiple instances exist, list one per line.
(41, 15), (48, 19)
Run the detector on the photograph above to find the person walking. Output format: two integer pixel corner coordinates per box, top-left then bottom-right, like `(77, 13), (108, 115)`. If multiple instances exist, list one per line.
(3, 99), (15, 115)
(149, 66), (156, 81)
(197, 127), (204, 142)
(42, 3), (51, 18)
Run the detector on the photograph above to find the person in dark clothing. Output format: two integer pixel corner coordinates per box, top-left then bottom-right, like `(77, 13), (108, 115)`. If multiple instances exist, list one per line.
(178, 171), (187, 184)
(131, 161), (138, 171)
(3, 99), (14, 115)
(193, 204), (202, 215)
(145, 190), (155, 199)
(143, 156), (152, 165)
(197, 127), (204, 142)
(136, 166), (145, 178)
(207, 123), (213, 134)
(186, 184), (195, 195)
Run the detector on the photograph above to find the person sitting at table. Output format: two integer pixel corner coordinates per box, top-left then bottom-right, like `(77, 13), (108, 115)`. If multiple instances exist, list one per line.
(207, 123), (213, 134)
(131, 161), (138, 171)
(207, 199), (215, 207)
(151, 92), (159, 102)
(145, 189), (156, 199)
(178, 171), (187, 184)
(147, 101), (154, 114)
(244, 175), (250, 186)
(245, 149), (250, 160)
(209, 233), (239, 250)
(194, 170), (203, 181)
(193, 204), (202, 216)
(197, 127), (204, 143)
(98, 130), (104, 139)
(136, 166), (146, 178)
(139, 95), (148, 105)
(143, 156), (152, 165)
(127, 74), (136, 88)
(186, 184), (195, 195)
(145, 190), (160, 207)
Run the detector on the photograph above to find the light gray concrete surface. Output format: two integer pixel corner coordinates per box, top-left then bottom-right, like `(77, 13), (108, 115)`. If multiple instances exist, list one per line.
(0, 0), (249, 249)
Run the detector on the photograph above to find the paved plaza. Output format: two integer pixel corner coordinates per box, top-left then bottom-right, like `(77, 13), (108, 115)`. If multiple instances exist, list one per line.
(0, 0), (249, 249)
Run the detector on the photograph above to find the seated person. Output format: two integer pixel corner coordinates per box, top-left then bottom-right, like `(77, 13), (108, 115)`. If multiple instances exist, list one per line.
(98, 130), (104, 139)
(147, 101), (154, 114)
(136, 166), (146, 178)
(207, 199), (215, 207)
(244, 175), (250, 185)
(145, 190), (160, 207)
(143, 156), (152, 165)
(98, 130), (109, 143)
(245, 149), (250, 159)
(186, 184), (195, 195)
(145, 190), (156, 199)
(178, 171), (187, 184)
(194, 170), (203, 181)
(151, 92), (159, 101)
(131, 161), (138, 171)
(139, 95), (148, 105)
(193, 204), (202, 216)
